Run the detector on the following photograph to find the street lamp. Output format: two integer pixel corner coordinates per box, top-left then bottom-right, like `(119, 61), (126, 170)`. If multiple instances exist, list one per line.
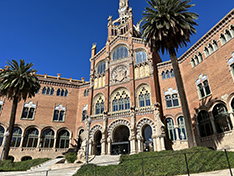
(0, 131), (10, 162)
(86, 116), (92, 164)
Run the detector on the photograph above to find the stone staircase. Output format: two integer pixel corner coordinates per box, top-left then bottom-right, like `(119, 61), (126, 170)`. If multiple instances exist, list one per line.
(29, 158), (64, 171)
(90, 155), (121, 166)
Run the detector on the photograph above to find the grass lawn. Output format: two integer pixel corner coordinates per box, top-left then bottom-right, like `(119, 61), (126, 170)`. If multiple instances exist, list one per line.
(74, 147), (234, 176)
(0, 158), (50, 171)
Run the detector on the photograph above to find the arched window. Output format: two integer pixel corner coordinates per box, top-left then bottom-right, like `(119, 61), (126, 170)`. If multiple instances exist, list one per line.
(177, 116), (187, 140)
(213, 104), (232, 133)
(191, 58), (195, 68)
(225, 29), (232, 41)
(194, 55), (199, 64)
(42, 87), (46, 94)
(170, 69), (175, 77)
(82, 104), (88, 121)
(198, 53), (203, 63)
(136, 51), (147, 64)
(56, 89), (68, 97)
(0, 100), (3, 114)
(220, 33), (227, 45)
(165, 88), (179, 108)
(21, 101), (36, 120)
(0, 126), (5, 146)
(196, 75), (211, 99)
(230, 25), (234, 37)
(97, 62), (106, 74)
(113, 46), (128, 61)
(56, 130), (70, 148)
(166, 118), (176, 141)
(21, 156), (32, 161)
(208, 44), (214, 54)
(11, 127), (22, 147)
(197, 110), (213, 137)
(57, 89), (61, 96)
(112, 90), (130, 112)
(166, 70), (170, 79)
(162, 71), (166, 79)
(84, 89), (89, 97)
(138, 87), (151, 107)
(204, 47), (209, 57)
(41, 129), (54, 148)
(82, 110), (87, 121)
(22, 128), (39, 148)
(95, 97), (104, 114)
(212, 40), (219, 51)
(53, 105), (66, 122)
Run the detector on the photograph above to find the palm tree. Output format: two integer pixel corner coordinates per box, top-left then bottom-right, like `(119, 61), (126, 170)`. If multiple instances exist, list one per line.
(0, 60), (40, 160)
(140, 0), (198, 147)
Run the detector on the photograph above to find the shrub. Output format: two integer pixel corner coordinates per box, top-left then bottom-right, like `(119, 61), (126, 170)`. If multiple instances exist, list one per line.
(65, 152), (77, 163)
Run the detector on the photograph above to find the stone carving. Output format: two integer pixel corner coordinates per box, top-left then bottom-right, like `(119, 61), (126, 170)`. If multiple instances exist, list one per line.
(111, 65), (129, 83)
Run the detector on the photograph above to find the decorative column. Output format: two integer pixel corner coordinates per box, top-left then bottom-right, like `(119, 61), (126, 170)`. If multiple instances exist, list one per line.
(174, 126), (180, 140)
(137, 134), (143, 153)
(152, 103), (166, 151)
(209, 112), (217, 134)
(107, 137), (112, 155)
(101, 112), (108, 155)
(101, 136), (106, 155)
(129, 131), (136, 154)
(130, 107), (136, 154)
(152, 134), (157, 151)
(160, 136), (165, 150)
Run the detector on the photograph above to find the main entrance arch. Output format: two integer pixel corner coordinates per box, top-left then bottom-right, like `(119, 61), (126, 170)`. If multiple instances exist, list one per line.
(111, 125), (130, 155)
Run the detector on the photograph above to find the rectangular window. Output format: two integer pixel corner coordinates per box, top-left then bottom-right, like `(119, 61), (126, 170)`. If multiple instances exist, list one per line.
(172, 94), (179, 107)
(198, 83), (205, 98)
(203, 80), (211, 95)
(0, 105), (2, 113)
(53, 110), (59, 121)
(165, 95), (172, 108)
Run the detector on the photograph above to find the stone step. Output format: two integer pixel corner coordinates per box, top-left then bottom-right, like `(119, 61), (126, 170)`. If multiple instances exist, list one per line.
(90, 155), (120, 166)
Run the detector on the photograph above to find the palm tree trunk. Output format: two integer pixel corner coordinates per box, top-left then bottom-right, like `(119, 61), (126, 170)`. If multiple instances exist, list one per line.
(169, 48), (196, 148)
(2, 97), (18, 160)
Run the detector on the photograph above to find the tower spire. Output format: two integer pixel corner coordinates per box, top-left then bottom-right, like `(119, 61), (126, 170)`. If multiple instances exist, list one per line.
(119, 0), (129, 9)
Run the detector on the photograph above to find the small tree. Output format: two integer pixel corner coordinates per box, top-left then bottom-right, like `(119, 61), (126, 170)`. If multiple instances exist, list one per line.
(0, 60), (40, 160)
(65, 152), (77, 163)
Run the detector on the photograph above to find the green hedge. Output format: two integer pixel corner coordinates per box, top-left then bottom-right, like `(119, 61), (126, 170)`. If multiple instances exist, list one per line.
(65, 152), (77, 163)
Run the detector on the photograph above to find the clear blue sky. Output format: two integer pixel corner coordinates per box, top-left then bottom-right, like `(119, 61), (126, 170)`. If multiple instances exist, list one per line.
(0, 0), (233, 81)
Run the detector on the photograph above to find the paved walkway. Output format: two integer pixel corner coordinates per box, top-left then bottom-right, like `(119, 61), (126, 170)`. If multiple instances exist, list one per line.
(179, 168), (234, 176)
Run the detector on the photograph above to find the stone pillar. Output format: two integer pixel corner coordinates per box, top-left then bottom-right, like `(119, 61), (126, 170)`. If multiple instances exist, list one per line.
(129, 135), (136, 154)
(160, 137), (165, 150)
(209, 112), (217, 134)
(137, 135), (142, 153)
(152, 134), (157, 151)
(156, 137), (161, 151)
(175, 126), (180, 140)
(229, 111), (234, 129)
(101, 137), (106, 155)
(107, 137), (112, 155)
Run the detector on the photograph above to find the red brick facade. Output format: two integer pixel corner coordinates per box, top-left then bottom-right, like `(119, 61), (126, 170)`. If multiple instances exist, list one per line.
(0, 1), (234, 161)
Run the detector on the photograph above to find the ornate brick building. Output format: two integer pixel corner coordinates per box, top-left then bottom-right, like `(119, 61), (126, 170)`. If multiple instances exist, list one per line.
(0, 1), (234, 161)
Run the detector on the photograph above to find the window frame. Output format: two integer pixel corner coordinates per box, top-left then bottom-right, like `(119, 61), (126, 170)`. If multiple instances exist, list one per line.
(196, 75), (212, 99)
(53, 105), (66, 122)
(21, 101), (36, 120)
